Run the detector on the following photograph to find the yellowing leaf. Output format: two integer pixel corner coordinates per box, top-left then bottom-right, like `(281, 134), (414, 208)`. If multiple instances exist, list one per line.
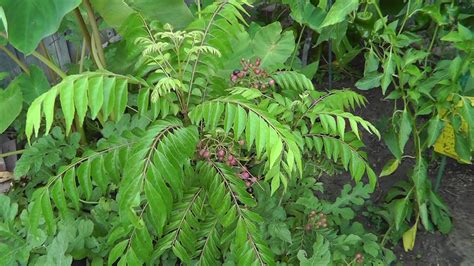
(402, 223), (418, 252)
(380, 159), (400, 177)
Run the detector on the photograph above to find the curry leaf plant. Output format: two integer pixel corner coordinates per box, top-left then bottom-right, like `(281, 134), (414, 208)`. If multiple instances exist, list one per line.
(0, 0), (384, 264)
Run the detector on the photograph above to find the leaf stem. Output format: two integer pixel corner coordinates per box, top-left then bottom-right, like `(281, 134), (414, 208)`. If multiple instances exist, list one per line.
(0, 45), (30, 75)
(83, 0), (106, 68)
(0, 149), (25, 158)
(289, 25), (306, 69)
(31, 51), (67, 79)
(74, 8), (92, 54)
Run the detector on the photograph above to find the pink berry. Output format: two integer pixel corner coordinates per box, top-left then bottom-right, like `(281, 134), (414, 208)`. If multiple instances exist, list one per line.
(269, 79), (275, 86)
(238, 72), (245, 78)
(254, 68), (261, 75)
(241, 171), (250, 179)
(250, 177), (257, 183)
(245, 181), (252, 187)
(217, 149), (225, 157)
(238, 140), (245, 146)
(231, 75), (238, 82)
(203, 150), (210, 158)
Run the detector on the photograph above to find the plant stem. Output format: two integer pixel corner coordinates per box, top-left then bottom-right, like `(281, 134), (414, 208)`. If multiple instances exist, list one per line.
(31, 51), (67, 79)
(289, 25), (306, 69)
(424, 25), (439, 67)
(0, 45), (30, 75)
(83, 0), (106, 68)
(74, 8), (92, 53)
(0, 149), (25, 158)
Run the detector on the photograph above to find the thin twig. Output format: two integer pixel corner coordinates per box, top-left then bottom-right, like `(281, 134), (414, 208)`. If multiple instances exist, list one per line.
(0, 45), (30, 75)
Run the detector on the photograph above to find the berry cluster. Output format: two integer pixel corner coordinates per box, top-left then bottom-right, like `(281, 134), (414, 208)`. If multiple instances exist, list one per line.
(305, 210), (328, 231)
(239, 166), (258, 194)
(355, 253), (365, 264)
(197, 138), (259, 195)
(230, 58), (275, 90)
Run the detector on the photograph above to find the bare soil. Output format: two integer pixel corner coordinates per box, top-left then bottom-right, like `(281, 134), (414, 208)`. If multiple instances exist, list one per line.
(320, 78), (474, 265)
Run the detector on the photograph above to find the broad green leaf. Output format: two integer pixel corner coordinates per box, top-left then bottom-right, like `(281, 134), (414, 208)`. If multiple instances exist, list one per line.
(425, 116), (444, 148)
(77, 161), (93, 200)
(297, 234), (331, 265)
(88, 76), (104, 120)
(28, 188), (45, 235)
(461, 98), (474, 147)
(25, 95), (43, 140)
(412, 159), (428, 204)
(108, 240), (128, 266)
(398, 109), (412, 154)
(381, 50), (395, 94)
(126, 0), (193, 28)
(0, 7), (7, 33)
(380, 159), (400, 177)
(51, 179), (70, 220)
(0, 81), (23, 134)
(252, 22), (295, 70)
(74, 78), (89, 126)
(355, 72), (382, 90)
(269, 140), (283, 169)
(114, 78), (128, 121)
(1, 0), (81, 54)
(63, 168), (80, 211)
(17, 65), (50, 104)
(59, 79), (75, 135)
(320, 0), (358, 28)
(91, 0), (135, 28)
(40, 188), (55, 235)
(102, 77), (116, 120)
(43, 88), (58, 135)
(392, 198), (408, 230)
(268, 223), (292, 243)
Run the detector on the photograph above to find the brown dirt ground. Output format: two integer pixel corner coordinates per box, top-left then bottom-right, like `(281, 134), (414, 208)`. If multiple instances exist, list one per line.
(319, 78), (474, 265)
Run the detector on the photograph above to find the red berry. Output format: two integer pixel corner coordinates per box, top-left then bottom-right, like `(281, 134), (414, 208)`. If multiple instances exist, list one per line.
(199, 149), (206, 157)
(254, 68), (261, 75)
(269, 79), (275, 86)
(217, 149), (225, 157)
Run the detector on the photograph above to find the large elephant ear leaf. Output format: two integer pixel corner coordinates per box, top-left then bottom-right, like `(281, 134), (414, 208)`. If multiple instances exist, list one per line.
(0, 82), (23, 134)
(251, 22), (295, 70)
(1, 0), (81, 54)
(125, 0), (193, 28)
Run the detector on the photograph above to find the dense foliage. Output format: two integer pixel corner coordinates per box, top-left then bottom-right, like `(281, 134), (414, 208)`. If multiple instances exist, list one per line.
(0, 0), (472, 265)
